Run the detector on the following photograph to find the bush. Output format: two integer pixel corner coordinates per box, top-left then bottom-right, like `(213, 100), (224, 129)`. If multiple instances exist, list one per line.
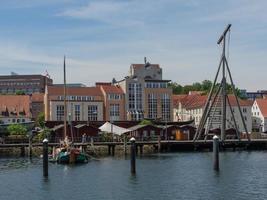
(7, 124), (27, 136)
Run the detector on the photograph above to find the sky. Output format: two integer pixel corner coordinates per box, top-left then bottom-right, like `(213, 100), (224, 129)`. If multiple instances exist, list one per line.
(0, 0), (266, 91)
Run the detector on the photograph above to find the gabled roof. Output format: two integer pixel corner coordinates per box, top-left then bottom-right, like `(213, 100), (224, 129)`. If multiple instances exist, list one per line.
(255, 98), (267, 117)
(174, 94), (252, 110)
(47, 86), (102, 96)
(0, 95), (31, 117)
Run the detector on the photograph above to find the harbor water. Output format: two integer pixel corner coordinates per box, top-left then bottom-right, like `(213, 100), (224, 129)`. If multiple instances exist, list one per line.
(0, 151), (267, 200)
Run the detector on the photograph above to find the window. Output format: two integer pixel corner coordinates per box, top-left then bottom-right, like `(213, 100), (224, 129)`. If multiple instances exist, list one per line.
(108, 94), (121, 100)
(56, 105), (64, 121)
(243, 108), (247, 113)
(74, 105), (80, 121)
(88, 105), (98, 121)
(161, 93), (171, 121)
(128, 82), (143, 120)
(148, 93), (157, 119)
(110, 104), (120, 121)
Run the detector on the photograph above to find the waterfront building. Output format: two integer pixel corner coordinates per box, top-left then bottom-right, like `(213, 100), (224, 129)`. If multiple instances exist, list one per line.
(0, 74), (52, 94)
(0, 95), (32, 124)
(116, 62), (173, 122)
(44, 86), (104, 121)
(251, 98), (267, 132)
(97, 83), (125, 121)
(173, 93), (253, 132)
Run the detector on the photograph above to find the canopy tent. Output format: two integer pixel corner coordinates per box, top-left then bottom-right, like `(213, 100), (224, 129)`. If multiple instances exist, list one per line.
(99, 122), (130, 136)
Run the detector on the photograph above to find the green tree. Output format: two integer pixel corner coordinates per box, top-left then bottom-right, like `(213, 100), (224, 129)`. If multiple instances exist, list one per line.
(36, 112), (45, 128)
(15, 90), (26, 95)
(7, 124), (27, 136)
(201, 80), (213, 91)
(139, 119), (153, 125)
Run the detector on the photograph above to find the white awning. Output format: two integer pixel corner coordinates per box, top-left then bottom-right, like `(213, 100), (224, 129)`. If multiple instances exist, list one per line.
(99, 122), (130, 136)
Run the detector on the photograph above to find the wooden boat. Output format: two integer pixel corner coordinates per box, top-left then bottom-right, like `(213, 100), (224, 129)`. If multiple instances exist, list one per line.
(50, 56), (89, 164)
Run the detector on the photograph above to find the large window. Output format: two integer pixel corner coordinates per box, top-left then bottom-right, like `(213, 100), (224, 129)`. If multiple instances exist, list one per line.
(110, 104), (120, 121)
(161, 93), (170, 121)
(88, 105), (98, 121)
(74, 105), (80, 121)
(56, 105), (64, 121)
(148, 93), (157, 119)
(128, 82), (143, 120)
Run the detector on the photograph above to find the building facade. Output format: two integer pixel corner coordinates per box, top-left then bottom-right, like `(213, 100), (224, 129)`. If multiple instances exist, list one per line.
(0, 74), (52, 94)
(116, 63), (173, 122)
(44, 86), (104, 122)
(0, 95), (32, 124)
(252, 98), (267, 132)
(173, 94), (252, 133)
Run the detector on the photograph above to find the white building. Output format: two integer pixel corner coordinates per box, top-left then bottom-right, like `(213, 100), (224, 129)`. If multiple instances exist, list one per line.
(252, 98), (267, 132)
(173, 94), (252, 133)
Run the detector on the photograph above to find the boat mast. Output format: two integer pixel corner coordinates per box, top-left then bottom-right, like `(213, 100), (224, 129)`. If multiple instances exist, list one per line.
(63, 56), (67, 139)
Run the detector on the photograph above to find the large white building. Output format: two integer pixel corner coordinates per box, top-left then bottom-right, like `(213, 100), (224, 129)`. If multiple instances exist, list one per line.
(173, 94), (253, 133)
(252, 98), (267, 132)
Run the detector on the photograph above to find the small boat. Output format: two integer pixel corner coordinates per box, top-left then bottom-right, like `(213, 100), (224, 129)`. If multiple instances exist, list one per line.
(56, 147), (89, 164)
(50, 137), (89, 164)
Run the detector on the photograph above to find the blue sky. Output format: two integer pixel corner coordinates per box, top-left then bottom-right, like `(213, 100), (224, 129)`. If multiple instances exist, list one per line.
(0, 0), (266, 90)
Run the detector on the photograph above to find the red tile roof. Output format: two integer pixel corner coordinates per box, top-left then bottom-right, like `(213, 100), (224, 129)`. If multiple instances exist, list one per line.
(0, 95), (31, 117)
(173, 95), (187, 107)
(101, 85), (124, 94)
(173, 94), (252, 110)
(256, 98), (267, 117)
(47, 86), (102, 96)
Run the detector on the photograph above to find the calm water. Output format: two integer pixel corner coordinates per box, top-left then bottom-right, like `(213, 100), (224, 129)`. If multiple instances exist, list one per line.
(0, 152), (267, 200)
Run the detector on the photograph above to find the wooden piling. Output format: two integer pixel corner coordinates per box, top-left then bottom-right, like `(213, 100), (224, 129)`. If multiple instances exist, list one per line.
(20, 146), (25, 157)
(130, 137), (136, 174)
(158, 136), (161, 153)
(139, 145), (143, 155)
(108, 145), (111, 155)
(28, 138), (32, 158)
(111, 145), (115, 156)
(213, 135), (219, 171)
(43, 139), (49, 177)
(123, 135), (127, 155)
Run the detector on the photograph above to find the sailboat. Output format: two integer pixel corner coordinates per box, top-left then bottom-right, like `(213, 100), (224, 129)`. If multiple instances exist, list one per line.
(52, 56), (89, 164)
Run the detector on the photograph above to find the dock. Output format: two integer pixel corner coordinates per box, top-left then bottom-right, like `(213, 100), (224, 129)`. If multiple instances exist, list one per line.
(1, 139), (267, 156)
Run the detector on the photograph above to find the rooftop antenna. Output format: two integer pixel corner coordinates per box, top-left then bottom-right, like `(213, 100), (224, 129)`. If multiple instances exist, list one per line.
(193, 24), (250, 142)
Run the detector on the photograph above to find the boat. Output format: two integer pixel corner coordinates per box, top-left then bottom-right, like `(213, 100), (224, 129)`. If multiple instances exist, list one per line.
(54, 137), (89, 164)
(50, 56), (89, 164)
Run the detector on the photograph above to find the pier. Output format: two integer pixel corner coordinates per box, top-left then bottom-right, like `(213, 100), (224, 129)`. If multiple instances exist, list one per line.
(1, 139), (267, 156)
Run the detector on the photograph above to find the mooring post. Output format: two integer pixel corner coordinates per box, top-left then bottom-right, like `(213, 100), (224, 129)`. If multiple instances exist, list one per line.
(43, 138), (49, 177)
(130, 137), (136, 174)
(158, 135), (161, 153)
(140, 144), (143, 155)
(111, 145), (115, 156)
(28, 137), (32, 158)
(108, 145), (111, 155)
(20, 146), (25, 157)
(123, 134), (127, 155)
(213, 135), (219, 171)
